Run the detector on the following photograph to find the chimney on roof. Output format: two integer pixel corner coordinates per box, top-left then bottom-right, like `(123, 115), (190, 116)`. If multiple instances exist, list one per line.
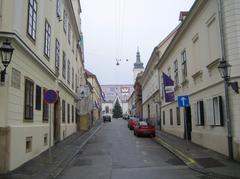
(179, 11), (189, 22)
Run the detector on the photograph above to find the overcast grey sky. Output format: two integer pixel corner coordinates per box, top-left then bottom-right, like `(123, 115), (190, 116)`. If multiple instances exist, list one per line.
(81, 0), (195, 85)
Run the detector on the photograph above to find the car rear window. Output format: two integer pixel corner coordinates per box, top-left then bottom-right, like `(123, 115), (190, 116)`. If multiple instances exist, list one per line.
(139, 121), (148, 126)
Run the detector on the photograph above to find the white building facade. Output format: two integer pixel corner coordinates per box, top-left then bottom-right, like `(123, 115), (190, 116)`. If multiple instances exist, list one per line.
(0, 0), (85, 172)
(155, 0), (240, 160)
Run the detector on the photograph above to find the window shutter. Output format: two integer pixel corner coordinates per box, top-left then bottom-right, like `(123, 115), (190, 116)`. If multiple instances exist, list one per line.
(206, 98), (214, 125)
(194, 102), (198, 125)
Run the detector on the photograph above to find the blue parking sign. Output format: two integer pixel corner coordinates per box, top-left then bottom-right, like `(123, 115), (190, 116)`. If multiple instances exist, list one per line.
(178, 96), (189, 107)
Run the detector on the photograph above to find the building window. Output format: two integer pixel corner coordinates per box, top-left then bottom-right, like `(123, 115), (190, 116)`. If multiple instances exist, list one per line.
(67, 60), (70, 84)
(72, 36), (75, 53)
(72, 105), (74, 123)
(44, 133), (48, 146)
(194, 100), (204, 126)
(181, 50), (187, 81)
(75, 73), (77, 93)
(44, 19), (51, 58)
(26, 136), (32, 153)
(62, 51), (66, 79)
(162, 110), (165, 125)
(176, 107), (181, 125)
(174, 60), (179, 85)
(68, 23), (72, 45)
(43, 89), (49, 121)
(11, 68), (21, 89)
(206, 96), (223, 126)
(24, 78), (34, 120)
(27, 0), (37, 40)
(55, 39), (60, 74)
(62, 100), (66, 123)
(56, 0), (61, 18)
(170, 109), (173, 125)
(35, 85), (41, 110)
(67, 103), (70, 123)
(72, 68), (74, 90)
(63, 10), (67, 33)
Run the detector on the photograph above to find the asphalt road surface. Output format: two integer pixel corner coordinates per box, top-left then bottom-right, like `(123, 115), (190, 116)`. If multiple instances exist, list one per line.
(57, 119), (206, 179)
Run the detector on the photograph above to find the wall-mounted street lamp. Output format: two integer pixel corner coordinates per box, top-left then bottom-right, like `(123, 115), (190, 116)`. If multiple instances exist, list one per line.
(218, 60), (239, 94)
(0, 40), (14, 83)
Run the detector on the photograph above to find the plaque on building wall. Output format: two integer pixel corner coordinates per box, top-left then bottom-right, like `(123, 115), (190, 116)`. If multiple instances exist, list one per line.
(11, 68), (21, 89)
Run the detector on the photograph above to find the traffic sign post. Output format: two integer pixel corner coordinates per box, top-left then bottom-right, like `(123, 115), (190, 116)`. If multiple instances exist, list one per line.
(178, 95), (190, 141)
(44, 90), (59, 163)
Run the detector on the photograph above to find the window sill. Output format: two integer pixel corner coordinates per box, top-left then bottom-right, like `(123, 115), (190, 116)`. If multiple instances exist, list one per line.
(206, 58), (220, 71)
(192, 70), (203, 79)
(24, 119), (34, 123)
(181, 79), (189, 86)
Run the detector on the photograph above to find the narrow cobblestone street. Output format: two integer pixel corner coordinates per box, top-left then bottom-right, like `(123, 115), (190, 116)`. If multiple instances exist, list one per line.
(57, 119), (205, 179)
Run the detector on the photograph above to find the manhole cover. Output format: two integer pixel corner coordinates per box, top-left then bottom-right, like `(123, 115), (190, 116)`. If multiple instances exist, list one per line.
(73, 158), (92, 166)
(194, 158), (225, 168)
(165, 158), (184, 165)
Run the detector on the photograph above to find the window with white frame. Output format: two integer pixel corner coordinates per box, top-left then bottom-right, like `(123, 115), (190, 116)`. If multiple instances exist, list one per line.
(56, 0), (61, 18)
(55, 39), (60, 73)
(68, 23), (71, 45)
(62, 51), (66, 79)
(72, 67), (74, 90)
(27, 0), (37, 40)
(194, 100), (204, 126)
(63, 10), (67, 33)
(67, 60), (70, 84)
(181, 50), (187, 81)
(44, 20), (51, 58)
(206, 96), (223, 126)
(174, 59), (179, 85)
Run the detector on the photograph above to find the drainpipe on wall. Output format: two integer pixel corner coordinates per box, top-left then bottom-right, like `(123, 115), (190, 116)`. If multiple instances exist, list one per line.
(157, 68), (162, 130)
(217, 0), (233, 160)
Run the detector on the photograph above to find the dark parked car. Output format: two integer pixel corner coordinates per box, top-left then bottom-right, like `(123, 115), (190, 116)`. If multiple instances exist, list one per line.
(103, 115), (111, 122)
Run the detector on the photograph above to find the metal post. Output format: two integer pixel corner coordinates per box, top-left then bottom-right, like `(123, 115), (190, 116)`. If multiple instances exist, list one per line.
(49, 104), (52, 162)
(224, 78), (233, 159)
(157, 69), (162, 130)
(218, 0), (233, 160)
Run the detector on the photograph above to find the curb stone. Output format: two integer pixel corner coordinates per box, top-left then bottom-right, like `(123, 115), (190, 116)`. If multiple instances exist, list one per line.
(153, 137), (240, 179)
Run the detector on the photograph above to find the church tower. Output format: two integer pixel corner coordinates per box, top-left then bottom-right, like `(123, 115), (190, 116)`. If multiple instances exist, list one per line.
(133, 47), (144, 83)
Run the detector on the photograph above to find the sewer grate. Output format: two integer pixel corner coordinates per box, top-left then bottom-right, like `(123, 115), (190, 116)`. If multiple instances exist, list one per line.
(72, 158), (92, 166)
(165, 158), (184, 166)
(194, 158), (225, 168)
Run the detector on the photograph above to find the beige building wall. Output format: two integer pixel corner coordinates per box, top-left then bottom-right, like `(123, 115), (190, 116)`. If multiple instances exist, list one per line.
(0, 0), (85, 172)
(156, 0), (240, 159)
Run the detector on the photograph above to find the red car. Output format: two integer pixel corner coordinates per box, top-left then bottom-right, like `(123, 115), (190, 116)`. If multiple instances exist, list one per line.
(128, 118), (139, 130)
(134, 121), (156, 137)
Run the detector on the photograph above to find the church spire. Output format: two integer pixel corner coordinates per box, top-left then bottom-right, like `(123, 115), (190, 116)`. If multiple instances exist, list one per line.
(134, 47), (144, 69)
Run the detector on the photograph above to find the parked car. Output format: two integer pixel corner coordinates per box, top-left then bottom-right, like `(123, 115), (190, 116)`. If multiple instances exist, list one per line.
(123, 114), (130, 120)
(134, 121), (155, 137)
(128, 117), (139, 130)
(103, 115), (111, 122)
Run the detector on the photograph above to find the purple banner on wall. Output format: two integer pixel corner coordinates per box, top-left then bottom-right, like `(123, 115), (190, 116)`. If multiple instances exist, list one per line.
(162, 72), (175, 103)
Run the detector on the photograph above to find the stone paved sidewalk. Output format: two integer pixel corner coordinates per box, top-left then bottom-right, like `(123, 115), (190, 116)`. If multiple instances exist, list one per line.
(0, 122), (102, 179)
(155, 130), (240, 179)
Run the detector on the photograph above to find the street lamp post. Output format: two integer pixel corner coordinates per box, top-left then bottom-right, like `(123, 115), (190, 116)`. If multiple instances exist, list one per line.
(218, 60), (233, 159)
(0, 40), (14, 83)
